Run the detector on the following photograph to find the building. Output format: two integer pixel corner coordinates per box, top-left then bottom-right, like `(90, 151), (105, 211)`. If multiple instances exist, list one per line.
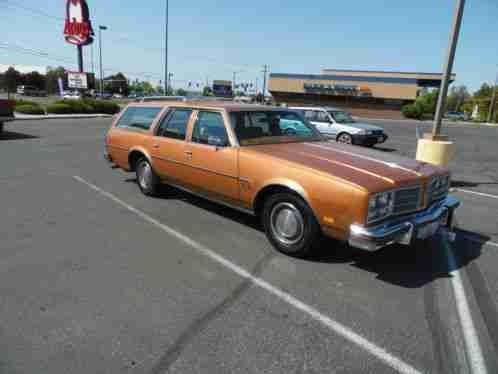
(269, 69), (455, 119)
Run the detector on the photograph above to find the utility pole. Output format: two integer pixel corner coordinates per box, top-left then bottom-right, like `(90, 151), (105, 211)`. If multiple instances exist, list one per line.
(164, 0), (169, 96)
(99, 25), (108, 97)
(262, 65), (269, 104)
(432, 0), (466, 139)
(487, 71), (498, 123)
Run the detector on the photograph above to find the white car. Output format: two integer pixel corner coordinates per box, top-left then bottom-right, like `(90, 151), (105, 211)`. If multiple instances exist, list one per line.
(63, 91), (82, 100)
(290, 107), (388, 147)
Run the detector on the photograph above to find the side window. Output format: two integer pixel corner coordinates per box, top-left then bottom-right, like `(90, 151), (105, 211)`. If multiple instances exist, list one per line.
(157, 109), (192, 140)
(303, 110), (316, 121)
(192, 111), (229, 147)
(116, 107), (162, 130)
(316, 111), (330, 123)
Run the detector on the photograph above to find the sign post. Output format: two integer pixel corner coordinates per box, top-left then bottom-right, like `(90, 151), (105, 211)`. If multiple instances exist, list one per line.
(64, 0), (94, 74)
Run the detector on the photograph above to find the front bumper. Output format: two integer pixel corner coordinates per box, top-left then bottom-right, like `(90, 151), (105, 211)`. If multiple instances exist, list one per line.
(352, 133), (388, 146)
(348, 196), (460, 251)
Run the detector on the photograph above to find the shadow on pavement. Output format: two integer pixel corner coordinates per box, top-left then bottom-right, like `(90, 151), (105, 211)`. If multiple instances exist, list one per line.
(451, 180), (498, 188)
(0, 131), (39, 141)
(124, 176), (485, 289)
(373, 146), (397, 153)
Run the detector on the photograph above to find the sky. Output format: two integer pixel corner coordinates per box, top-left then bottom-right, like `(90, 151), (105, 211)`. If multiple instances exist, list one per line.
(0, 0), (497, 92)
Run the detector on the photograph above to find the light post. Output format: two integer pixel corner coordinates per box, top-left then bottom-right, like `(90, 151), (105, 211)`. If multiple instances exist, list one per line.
(487, 70), (498, 123)
(416, 0), (465, 167)
(98, 25), (108, 97)
(168, 72), (174, 95)
(164, 0), (169, 96)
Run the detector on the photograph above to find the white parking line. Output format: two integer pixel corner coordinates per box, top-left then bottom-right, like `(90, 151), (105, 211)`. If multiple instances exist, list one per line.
(453, 188), (498, 200)
(73, 176), (422, 374)
(442, 237), (488, 374)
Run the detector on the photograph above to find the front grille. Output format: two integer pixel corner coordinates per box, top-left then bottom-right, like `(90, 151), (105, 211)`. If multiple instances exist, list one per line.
(428, 175), (450, 203)
(393, 186), (422, 215)
(371, 130), (383, 136)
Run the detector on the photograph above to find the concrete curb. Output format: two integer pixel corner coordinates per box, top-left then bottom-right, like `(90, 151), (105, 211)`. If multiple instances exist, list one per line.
(356, 117), (497, 127)
(13, 113), (113, 121)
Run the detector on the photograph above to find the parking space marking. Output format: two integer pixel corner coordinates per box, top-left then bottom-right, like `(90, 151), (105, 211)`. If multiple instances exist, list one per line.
(443, 237), (488, 374)
(73, 175), (422, 374)
(453, 188), (498, 200)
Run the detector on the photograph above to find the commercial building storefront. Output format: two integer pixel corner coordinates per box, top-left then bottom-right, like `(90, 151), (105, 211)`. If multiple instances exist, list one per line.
(269, 69), (455, 119)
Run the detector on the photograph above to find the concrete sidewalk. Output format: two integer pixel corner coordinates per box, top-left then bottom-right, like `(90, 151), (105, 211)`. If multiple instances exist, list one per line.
(14, 113), (113, 121)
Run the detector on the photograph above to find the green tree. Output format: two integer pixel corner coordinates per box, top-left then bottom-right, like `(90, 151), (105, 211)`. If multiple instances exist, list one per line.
(4, 67), (22, 97)
(176, 88), (188, 96)
(46, 67), (67, 95)
(202, 86), (212, 96)
(23, 71), (46, 91)
(446, 85), (470, 112)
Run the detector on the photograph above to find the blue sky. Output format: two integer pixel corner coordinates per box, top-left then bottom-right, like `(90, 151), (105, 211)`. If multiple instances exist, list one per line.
(1, 0), (497, 92)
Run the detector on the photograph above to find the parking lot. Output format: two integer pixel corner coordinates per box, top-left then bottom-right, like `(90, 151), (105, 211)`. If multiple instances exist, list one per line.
(1, 118), (497, 373)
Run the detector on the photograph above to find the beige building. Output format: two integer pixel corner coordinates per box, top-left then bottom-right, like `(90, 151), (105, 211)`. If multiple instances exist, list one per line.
(269, 69), (455, 119)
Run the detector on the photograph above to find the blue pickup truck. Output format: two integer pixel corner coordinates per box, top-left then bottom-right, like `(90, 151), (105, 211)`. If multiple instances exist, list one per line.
(0, 99), (15, 134)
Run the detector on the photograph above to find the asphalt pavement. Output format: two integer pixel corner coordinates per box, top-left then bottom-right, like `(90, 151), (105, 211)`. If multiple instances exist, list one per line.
(1, 118), (497, 373)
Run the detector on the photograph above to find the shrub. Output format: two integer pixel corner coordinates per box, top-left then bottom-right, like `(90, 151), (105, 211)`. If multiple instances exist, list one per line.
(54, 99), (92, 113)
(46, 103), (74, 114)
(15, 104), (45, 115)
(15, 99), (41, 108)
(402, 104), (423, 120)
(84, 99), (120, 114)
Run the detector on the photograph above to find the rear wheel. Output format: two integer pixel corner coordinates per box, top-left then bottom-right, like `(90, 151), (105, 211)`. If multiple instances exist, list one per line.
(337, 132), (353, 144)
(135, 158), (160, 196)
(262, 193), (321, 257)
(0, 122), (4, 134)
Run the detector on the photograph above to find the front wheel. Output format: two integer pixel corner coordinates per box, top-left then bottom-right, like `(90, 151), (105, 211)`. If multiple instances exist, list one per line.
(262, 193), (321, 257)
(135, 158), (160, 196)
(337, 132), (353, 144)
(0, 122), (4, 134)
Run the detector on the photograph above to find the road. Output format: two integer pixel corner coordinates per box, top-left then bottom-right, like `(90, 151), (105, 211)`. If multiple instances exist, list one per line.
(1, 118), (497, 373)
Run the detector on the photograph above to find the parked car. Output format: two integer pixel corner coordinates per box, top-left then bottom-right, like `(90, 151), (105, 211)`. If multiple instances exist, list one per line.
(112, 93), (124, 99)
(16, 85), (47, 97)
(94, 92), (113, 100)
(104, 100), (459, 257)
(445, 111), (466, 121)
(63, 91), (82, 100)
(291, 107), (388, 147)
(0, 99), (15, 133)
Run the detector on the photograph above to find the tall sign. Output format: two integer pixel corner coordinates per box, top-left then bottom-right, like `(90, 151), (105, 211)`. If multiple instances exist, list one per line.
(64, 0), (94, 73)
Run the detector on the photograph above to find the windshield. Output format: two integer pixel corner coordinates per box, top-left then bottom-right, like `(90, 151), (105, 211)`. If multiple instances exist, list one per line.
(329, 111), (355, 124)
(230, 111), (323, 146)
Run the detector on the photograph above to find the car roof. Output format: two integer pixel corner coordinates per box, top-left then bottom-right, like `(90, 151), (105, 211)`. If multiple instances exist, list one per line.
(290, 106), (341, 111)
(128, 100), (286, 112)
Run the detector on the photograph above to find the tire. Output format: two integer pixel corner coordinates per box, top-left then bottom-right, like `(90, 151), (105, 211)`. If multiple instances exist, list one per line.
(0, 122), (3, 134)
(135, 157), (160, 196)
(262, 192), (321, 257)
(337, 132), (353, 144)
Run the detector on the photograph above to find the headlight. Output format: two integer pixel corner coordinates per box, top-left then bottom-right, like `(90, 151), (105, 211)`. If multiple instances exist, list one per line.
(367, 191), (395, 224)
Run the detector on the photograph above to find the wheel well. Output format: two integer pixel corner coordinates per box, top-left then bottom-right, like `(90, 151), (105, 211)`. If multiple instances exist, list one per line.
(253, 185), (303, 217)
(128, 151), (145, 172)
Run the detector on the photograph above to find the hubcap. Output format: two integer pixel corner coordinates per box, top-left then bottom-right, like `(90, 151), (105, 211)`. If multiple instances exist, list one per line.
(138, 161), (152, 190)
(270, 202), (305, 246)
(338, 134), (352, 144)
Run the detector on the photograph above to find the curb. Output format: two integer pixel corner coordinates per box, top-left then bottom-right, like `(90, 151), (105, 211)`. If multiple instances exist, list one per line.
(13, 114), (113, 121)
(356, 117), (496, 127)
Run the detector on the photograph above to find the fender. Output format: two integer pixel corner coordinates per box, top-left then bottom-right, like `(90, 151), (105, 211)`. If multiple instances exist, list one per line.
(127, 146), (152, 171)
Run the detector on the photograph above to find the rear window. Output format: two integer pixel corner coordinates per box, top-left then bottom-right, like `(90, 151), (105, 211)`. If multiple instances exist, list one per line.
(116, 107), (162, 130)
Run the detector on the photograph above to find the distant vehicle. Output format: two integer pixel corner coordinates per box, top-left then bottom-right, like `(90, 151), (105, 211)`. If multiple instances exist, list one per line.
(234, 96), (254, 104)
(16, 85), (47, 97)
(140, 96), (187, 103)
(445, 111), (466, 121)
(95, 92), (113, 100)
(128, 93), (143, 99)
(112, 93), (124, 99)
(63, 91), (82, 100)
(0, 99), (15, 134)
(291, 106), (388, 147)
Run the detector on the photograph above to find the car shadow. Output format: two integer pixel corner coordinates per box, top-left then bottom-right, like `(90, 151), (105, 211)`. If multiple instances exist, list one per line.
(124, 177), (485, 289)
(451, 180), (498, 188)
(372, 146), (397, 153)
(0, 131), (39, 141)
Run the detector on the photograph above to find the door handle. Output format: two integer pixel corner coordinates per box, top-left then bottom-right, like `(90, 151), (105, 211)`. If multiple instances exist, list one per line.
(152, 144), (160, 149)
(185, 150), (193, 156)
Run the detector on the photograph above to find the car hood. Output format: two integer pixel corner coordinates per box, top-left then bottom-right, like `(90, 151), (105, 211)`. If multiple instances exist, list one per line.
(344, 122), (383, 131)
(245, 141), (445, 192)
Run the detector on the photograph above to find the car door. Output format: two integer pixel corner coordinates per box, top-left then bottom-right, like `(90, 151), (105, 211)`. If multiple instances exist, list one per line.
(304, 110), (332, 136)
(150, 108), (194, 186)
(183, 110), (239, 205)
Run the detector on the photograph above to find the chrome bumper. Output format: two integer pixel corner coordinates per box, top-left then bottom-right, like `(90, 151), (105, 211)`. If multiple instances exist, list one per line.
(348, 196), (460, 252)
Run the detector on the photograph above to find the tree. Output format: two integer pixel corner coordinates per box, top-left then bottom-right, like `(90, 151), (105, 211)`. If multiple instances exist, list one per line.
(402, 89), (439, 120)
(176, 88), (188, 96)
(4, 67), (22, 96)
(202, 86), (212, 97)
(46, 67), (67, 95)
(446, 85), (470, 112)
(23, 71), (46, 91)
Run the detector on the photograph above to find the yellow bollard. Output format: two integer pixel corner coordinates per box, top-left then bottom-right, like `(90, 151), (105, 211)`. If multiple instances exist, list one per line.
(416, 135), (455, 167)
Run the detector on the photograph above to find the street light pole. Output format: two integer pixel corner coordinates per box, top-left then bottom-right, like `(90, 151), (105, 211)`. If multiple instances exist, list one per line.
(432, 0), (466, 139)
(99, 25), (108, 97)
(487, 71), (498, 123)
(164, 0), (169, 96)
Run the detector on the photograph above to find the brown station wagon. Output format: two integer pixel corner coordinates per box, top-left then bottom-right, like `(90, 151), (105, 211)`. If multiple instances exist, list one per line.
(104, 100), (460, 257)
